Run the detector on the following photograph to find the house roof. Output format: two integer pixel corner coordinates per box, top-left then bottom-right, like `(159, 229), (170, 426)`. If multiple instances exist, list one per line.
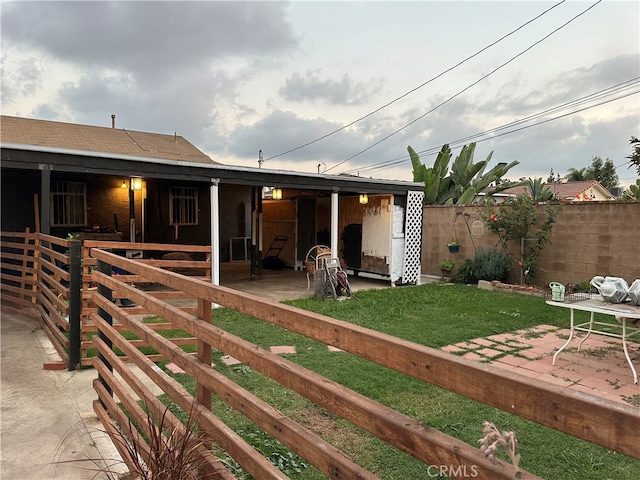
(0, 115), (216, 164)
(1, 115), (423, 196)
(500, 181), (615, 200)
(545, 180), (615, 200)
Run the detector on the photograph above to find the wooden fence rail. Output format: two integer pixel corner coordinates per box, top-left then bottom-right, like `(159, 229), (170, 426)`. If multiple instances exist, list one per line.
(1, 232), (213, 370)
(89, 248), (639, 480)
(79, 240), (211, 367)
(0, 230), (38, 317)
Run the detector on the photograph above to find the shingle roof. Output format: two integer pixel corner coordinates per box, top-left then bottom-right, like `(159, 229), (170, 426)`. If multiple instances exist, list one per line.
(0, 115), (216, 164)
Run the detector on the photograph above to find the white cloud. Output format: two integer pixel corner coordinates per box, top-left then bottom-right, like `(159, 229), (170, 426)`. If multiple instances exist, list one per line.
(1, 1), (638, 187)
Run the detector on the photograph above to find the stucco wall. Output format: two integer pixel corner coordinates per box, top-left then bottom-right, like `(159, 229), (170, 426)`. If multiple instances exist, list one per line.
(422, 201), (640, 286)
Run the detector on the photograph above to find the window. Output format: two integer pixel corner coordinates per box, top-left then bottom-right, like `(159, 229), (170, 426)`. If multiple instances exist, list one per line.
(51, 181), (87, 227)
(170, 186), (198, 225)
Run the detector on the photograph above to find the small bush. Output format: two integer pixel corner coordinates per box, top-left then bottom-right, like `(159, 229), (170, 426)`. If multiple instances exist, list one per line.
(472, 249), (512, 282)
(451, 258), (477, 284)
(572, 281), (592, 293)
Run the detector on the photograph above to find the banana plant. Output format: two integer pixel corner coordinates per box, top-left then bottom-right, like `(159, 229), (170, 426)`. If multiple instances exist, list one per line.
(410, 144), (454, 205)
(410, 142), (522, 205)
(626, 179), (640, 200)
(526, 177), (557, 202)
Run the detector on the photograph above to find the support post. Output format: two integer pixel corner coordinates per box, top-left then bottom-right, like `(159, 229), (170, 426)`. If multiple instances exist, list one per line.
(39, 164), (51, 234)
(331, 191), (339, 256)
(210, 180), (220, 286)
(129, 185), (135, 242)
(258, 190), (263, 275)
(68, 240), (82, 370)
(250, 187), (257, 277)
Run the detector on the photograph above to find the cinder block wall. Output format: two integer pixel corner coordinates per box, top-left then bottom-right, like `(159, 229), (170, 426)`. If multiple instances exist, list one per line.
(422, 201), (640, 286)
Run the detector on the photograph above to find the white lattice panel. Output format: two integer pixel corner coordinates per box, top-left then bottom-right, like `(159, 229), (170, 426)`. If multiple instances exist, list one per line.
(402, 190), (424, 284)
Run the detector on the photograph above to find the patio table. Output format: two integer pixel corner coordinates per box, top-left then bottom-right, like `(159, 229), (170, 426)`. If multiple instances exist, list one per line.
(546, 295), (640, 383)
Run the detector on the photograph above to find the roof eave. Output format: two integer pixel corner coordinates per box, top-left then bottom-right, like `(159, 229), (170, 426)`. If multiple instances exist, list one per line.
(1, 142), (424, 194)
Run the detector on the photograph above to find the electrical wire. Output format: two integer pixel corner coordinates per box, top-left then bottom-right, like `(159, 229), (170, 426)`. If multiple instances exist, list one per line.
(347, 87), (639, 176)
(326, 0), (603, 173)
(262, 0), (567, 163)
(339, 78), (640, 176)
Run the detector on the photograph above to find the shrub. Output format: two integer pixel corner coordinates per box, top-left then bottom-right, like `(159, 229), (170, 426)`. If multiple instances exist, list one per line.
(569, 281), (591, 293)
(472, 248), (512, 282)
(439, 258), (456, 271)
(451, 258), (477, 284)
(479, 192), (560, 283)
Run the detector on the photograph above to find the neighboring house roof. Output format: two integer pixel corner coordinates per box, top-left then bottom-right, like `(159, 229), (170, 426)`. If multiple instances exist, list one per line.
(496, 185), (528, 197)
(499, 181), (615, 201)
(0, 115), (216, 164)
(545, 180), (615, 201)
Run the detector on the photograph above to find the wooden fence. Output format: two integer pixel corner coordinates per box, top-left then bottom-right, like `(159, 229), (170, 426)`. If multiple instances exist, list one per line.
(89, 247), (639, 480)
(1, 231), (76, 367)
(1, 230), (39, 318)
(78, 241), (211, 367)
(1, 232), (212, 370)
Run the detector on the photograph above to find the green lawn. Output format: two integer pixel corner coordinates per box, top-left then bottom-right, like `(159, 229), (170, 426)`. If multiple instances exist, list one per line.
(161, 283), (640, 480)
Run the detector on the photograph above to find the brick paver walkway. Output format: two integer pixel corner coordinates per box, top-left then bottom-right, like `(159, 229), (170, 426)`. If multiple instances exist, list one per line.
(443, 324), (640, 407)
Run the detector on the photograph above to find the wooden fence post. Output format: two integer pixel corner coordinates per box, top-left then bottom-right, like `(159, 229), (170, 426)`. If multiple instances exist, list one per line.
(68, 240), (82, 370)
(196, 298), (212, 410)
(196, 297), (214, 479)
(96, 259), (114, 401)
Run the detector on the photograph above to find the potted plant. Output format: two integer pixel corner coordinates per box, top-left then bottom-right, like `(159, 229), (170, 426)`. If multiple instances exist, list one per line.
(439, 258), (456, 278)
(447, 240), (460, 254)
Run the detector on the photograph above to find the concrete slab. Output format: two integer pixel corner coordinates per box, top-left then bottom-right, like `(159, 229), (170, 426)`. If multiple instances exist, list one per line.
(1, 312), (126, 479)
(269, 346), (296, 355)
(0, 311), (169, 479)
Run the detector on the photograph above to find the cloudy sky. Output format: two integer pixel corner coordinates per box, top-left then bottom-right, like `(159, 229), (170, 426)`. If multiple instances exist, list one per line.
(2, 1), (639, 187)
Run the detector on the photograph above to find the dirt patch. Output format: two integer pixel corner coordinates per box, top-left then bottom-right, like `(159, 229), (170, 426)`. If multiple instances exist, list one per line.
(291, 406), (370, 456)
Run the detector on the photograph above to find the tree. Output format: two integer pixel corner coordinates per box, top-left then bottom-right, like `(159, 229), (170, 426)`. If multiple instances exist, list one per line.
(585, 156), (618, 191)
(410, 143), (522, 205)
(565, 156), (619, 191)
(565, 167), (587, 182)
(627, 136), (640, 176)
(480, 193), (560, 284)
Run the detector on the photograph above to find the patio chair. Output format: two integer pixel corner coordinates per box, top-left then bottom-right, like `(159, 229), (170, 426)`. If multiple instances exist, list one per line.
(304, 245), (331, 290)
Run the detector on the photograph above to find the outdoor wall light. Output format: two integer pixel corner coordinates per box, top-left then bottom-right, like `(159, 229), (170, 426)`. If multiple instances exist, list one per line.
(359, 194), (369, 205)
(131, 177), (143, 191)
(121, 180), (128, 189)
(272, 188), (283, 200)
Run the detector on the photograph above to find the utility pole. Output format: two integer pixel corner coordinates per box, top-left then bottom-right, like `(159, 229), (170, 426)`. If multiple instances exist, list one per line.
(258, 149), (263, 168)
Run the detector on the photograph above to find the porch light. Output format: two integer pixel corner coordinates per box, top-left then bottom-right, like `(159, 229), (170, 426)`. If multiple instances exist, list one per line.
(272, 188), (283, 200)
(359, 194), (369, 205)
(121, 180), (128, 189)
(131, 177), (143, 191)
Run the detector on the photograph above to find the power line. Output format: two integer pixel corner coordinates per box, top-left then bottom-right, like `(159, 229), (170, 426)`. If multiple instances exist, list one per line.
(340, 78), (640, 175)
(326, 0), (603, 173)
(349, 86), (639, 175)
(343, 84), (640, 173)
(262, 0), (567, 163)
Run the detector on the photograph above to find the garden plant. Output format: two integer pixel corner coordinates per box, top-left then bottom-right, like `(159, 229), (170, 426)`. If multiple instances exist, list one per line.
(480, 192), (560, 284)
